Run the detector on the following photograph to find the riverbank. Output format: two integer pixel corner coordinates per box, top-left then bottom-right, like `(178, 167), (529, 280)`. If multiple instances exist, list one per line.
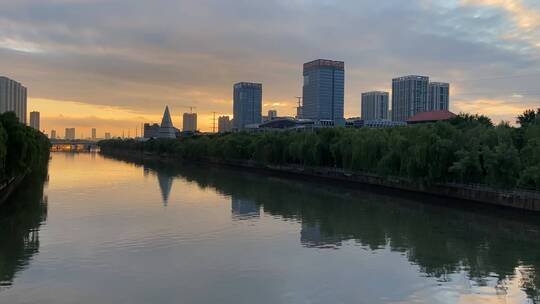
(0, 175), (27, 206)
(0, 112), (50, 207)
(100, 149), (540, 212)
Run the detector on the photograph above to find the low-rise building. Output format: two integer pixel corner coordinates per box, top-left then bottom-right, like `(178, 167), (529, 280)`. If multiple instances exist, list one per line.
(406, 110), (456, 124)
(346, 118), (406, 128)
(345, 118), (364, 128)
(245, 118), (316, 132)
(144, 123), (160, 138)
(268, 110), (277, 120)
(365, 119), (406, 128)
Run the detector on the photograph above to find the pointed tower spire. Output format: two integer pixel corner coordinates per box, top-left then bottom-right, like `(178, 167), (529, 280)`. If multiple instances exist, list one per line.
(161, 106), (174, 128)
(158, 105), (177, 138)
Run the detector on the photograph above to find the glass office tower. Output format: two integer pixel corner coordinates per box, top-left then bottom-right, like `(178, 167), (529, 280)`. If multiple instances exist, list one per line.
(302, 59), (345, 126)
(233, 82), (262, 130)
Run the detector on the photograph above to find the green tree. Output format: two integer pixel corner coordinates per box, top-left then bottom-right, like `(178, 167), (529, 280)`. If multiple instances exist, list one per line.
(517, 108), (540, 126)
(99, 110), (540, 191)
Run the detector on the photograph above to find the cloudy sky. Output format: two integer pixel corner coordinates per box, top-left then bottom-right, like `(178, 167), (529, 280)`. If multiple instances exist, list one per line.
(1, 0), (540, 136)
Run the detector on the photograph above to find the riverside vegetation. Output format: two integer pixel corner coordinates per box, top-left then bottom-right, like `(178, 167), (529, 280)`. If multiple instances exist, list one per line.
(99, 109), (540, 191)
(0, 112), (50, 185)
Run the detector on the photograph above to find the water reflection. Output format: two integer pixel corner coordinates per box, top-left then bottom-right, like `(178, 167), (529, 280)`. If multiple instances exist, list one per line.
(231, 198), (260, 220)
(156, 172), (173, 206)
(142, 164), (174, 206)
(0, 173), (48, 290)
(301, 223), (342, 249)
(102, 152), (540, 302)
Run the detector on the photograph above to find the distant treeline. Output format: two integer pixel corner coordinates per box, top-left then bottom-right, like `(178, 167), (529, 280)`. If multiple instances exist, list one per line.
(99, 109), (540, 190)
(0, 112), (50, 182)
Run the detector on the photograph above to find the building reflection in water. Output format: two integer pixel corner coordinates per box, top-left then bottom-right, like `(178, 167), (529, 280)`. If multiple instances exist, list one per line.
(102, 152), (540, 302)
(231, 197), (260, 220)
(142, 163), (174, 207)
(143, 167), (150, 178)
(157, 172), (173, 207)
(63, 152), (76, 160)
(300, 223), (342, 249)
(0, 173), (48, 290)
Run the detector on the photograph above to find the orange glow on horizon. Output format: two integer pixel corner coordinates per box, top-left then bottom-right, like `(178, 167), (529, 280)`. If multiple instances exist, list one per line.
(29, 93), (533, 138)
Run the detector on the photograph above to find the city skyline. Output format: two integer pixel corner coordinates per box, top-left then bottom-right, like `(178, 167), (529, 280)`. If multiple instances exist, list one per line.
(2, 0), (540, 134)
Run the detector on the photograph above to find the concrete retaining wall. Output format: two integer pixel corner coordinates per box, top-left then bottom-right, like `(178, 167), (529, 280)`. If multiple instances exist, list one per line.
(209, 159), (540, 212)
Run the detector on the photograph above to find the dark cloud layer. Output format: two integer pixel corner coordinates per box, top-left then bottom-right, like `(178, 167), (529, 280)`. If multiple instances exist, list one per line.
(0, 0), (539, 131)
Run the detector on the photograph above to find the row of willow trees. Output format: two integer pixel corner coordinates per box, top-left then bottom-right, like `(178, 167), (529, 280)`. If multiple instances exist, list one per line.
(0, 112), (50, 183)
(99, 109), (540, 190)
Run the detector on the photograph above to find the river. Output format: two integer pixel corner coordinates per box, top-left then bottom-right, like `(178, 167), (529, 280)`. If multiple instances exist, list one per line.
(0, 152), (539, 304)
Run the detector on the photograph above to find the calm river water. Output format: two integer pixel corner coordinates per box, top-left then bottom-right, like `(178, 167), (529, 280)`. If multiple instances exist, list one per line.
(1, 152), (539, 304)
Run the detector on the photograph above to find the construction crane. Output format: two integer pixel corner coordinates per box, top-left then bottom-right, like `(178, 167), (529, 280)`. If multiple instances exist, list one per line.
(293, 96), (303, 119)
(211, 112), (217, 133)
(183, 106), (196, 113)
(295, 96), (302, 107)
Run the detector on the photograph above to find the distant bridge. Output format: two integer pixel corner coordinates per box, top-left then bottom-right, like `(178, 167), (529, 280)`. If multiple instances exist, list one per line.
(50, 139), (99, 152)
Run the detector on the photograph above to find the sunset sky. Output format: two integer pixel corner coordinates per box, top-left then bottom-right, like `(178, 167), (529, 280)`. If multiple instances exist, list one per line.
(1, 0), (540, 137)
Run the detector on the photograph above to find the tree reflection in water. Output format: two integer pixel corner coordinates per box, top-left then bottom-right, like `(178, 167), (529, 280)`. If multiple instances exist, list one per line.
(0, 172), (48, 290)
(103, 153), (540, 302)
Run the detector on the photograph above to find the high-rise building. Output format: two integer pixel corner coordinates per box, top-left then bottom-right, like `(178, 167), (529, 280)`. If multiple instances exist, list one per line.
(302, 59), (345, 126)
(0, 76), (27, 124)
(183, 113), (197, 132)
(91, 128), (97, 140)
(392, 75), (429, 122)
(268, 110), (277, 120)
(158, 106), (176, 138)
(50, 129), (57, 140)
(65, 128), (76, 140)
(105, 132), (111, 139)
(428, 82), (450, 111)
(361, 92), (389, 121)
(29, 111), (40, 130)
(218, 116), (232, 133)
(233, 82), (262, 130)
